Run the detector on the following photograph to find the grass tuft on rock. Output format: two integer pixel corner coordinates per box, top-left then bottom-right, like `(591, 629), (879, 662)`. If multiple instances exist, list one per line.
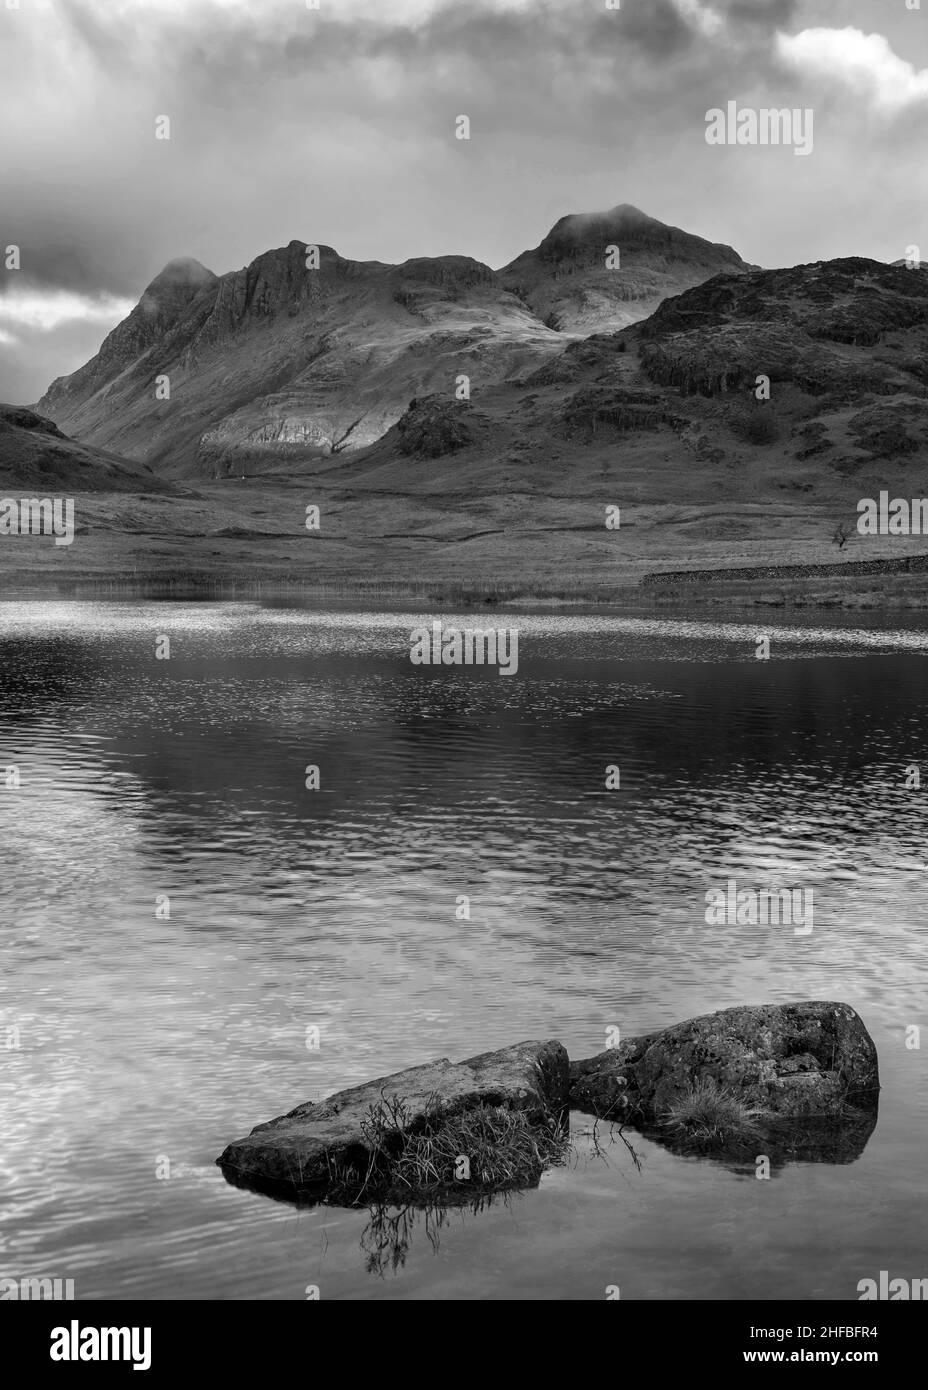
(326, 1093), (571, 1204)
(659, 1078), (766, 1148)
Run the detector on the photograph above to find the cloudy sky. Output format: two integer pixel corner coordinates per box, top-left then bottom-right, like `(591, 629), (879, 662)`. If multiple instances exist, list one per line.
(1, 0), (926, 404)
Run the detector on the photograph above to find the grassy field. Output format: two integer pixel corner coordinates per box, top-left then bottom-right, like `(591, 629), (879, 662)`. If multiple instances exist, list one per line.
(2, 474), (928, 608)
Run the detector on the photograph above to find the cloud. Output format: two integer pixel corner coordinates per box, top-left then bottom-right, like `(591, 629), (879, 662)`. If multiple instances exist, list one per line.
(776, 27), (928, 114)
(0, 281), (133, 405)
(673, 0), (726, 39)
(0, 288), (134, 334)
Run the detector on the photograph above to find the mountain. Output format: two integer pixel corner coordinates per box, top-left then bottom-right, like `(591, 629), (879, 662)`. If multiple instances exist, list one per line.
(329, 256), (928, 531)
(498, 203), (753, 333)
(35, 244), (560, 477)
(34, 207), (750, 477)
(0, 405), (169, 492)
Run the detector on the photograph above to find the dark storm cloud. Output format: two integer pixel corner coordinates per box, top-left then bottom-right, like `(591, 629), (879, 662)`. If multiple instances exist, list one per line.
(725, 0), (799, 23)
(1, 234), (140, 300)
(48, 0), (808, 90)
(53, 0), (695, 75)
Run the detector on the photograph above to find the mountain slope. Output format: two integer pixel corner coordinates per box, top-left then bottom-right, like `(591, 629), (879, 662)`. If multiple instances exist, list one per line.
(34, 207), (750, 478)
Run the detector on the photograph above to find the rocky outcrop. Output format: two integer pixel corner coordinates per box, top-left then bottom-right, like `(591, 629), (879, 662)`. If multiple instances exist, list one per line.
(218, 1039), (569, 1195)
(569, 1001), (879, 1123)
(561, 385), (685, 439)
(636, 259), (928, 402)
(218, 1004), (881, 1201)
(395, 396), (474, 457)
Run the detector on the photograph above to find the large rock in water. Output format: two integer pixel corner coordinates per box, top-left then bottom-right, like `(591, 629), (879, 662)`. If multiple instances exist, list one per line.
(569, 1002), (879, 1122)
(218, 1039), (569, 1194)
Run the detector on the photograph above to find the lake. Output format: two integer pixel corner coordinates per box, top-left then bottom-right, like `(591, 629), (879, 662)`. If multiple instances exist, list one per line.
(1, 601), (927, 1300)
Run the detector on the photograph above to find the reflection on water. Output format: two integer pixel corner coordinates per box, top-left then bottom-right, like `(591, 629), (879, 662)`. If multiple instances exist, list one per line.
(1, 602), (927, 1299)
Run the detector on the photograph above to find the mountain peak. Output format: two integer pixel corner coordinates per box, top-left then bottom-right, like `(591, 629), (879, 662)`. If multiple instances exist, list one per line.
(608, 203), (649, 219)
(548, 203), (653, 234)
(144, 257), (216, 296)
(536, 204), (742, 260)
(499, 204), (751, 333)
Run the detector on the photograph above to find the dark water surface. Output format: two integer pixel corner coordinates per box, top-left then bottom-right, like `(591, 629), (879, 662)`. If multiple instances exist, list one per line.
(1, 602), (927, 1299)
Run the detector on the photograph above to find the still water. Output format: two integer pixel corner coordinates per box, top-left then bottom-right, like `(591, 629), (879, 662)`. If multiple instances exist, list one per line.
(1, 602), (926, 1300)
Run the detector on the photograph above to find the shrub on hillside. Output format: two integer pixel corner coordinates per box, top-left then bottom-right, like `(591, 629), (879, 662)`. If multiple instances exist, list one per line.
(730, 408), (781, 446)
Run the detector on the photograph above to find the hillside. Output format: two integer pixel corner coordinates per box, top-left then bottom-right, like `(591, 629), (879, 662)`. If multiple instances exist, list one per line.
(0, 405), (169, 493)
(327, 255), (928, 497)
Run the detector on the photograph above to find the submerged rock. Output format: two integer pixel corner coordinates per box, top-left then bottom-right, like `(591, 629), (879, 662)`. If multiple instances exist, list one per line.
(569, 1001), (879, 1124)
(218, 1039), (569, 1196)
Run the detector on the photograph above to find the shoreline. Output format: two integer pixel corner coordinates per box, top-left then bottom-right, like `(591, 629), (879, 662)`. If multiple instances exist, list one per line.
(4, 573), (928, 611)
